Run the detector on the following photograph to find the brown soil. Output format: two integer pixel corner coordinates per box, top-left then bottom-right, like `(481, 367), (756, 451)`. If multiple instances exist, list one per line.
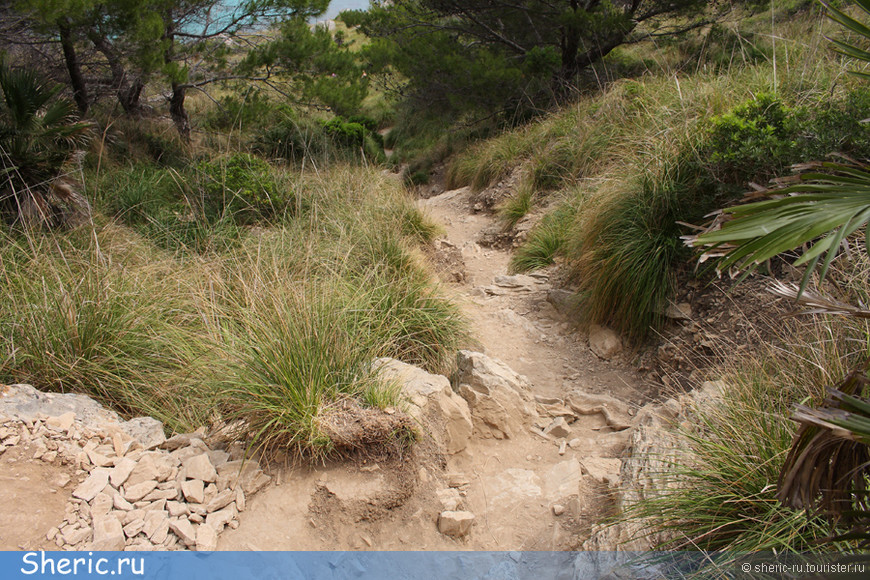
(0, 442), (76, 550)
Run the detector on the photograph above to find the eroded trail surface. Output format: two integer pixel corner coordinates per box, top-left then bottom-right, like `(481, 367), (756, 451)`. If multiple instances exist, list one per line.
(0, 186), (654, 552)
(218, 187), (653, 551)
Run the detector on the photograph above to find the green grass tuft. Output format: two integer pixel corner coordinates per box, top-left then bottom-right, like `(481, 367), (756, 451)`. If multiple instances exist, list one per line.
(498, 187), (534, 229)
(624, 308), (870, 562)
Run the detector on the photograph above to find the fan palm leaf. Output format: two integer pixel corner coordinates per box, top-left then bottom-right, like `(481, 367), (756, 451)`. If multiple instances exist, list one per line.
(686, 0), (870, 548)
(777, 370), (870, 545)
(686, 161), (870, 296)
(0, 61), (91, 225)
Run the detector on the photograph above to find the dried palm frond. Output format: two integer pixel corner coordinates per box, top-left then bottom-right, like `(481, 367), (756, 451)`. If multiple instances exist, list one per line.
(777, 370), (870, 545)
(768, 280), (870, 319)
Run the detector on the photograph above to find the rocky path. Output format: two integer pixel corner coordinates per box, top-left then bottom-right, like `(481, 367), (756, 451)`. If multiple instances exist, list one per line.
(0, 185), (656, 552)
(421, 186), (646, 403)
(217, 186), (652, 550)
(416, 186), (653, 548)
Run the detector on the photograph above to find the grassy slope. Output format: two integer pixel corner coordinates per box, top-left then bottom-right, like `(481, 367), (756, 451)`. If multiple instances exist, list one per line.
(1, 162), (465, 456)
(443, 4), (870, 554)
(447, 8), (868, 340)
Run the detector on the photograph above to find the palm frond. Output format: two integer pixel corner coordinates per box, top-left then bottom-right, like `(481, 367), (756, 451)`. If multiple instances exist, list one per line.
(777, 370), (870, 545)
(0, 60), (91, 226)
(686, 161), (870, 296)
(768, 280), (870, 318)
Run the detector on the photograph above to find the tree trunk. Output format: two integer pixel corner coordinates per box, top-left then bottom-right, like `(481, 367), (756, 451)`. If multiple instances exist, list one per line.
(559, 0), (581, 84)
(169, 82), (190, 141)
(162, 21), (189, 140)
(88, 31), (143, 115)
(57, 20), (89, 114)
(119, 78), (144, 114)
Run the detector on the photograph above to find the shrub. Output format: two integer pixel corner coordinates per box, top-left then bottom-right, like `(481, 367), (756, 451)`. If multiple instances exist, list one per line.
(252, 115), (333, 163)
(799, 86), (870, 161)
(96, 164), (244, 255)
(704, 93), (800, 183)
(323, 118), (367, 147)
(702, 89), (870, 185)
(0, 62), (91, 226)
(346, 114), (379, 132)
(202, 88), (281, 131)
(104, 118), (189, 168)
(253, 115), (385, 164)
(195, 153), (291, 223)
(322, 116), (386, 161)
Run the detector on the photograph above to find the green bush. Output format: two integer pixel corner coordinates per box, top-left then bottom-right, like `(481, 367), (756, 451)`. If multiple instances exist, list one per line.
(404, 169), (430, 186)
(799, 87), (870, 161)
(96, 164), (243, 255)
(346, 114), (379, 132)
(323, 118), (367, 147)
(195, 153), (291, 223)
(253, 115), (385, 164)
(703, 89), (870, 185)
(202, 89), (281, 131)
(252, 115), (333, 163)
(322, 116), (385, 160)
(704, 93), (800, 183)
(105, 118), (189, 168)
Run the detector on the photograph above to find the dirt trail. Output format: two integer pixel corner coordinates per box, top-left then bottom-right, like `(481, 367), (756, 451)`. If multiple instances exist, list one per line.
(0, 185), (652, 552)
(422, 187), (643, 401)
(218, 186), (651, 551)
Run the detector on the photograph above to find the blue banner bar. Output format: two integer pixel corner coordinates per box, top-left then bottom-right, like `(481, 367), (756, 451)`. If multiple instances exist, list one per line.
(1, 551), (868, 579)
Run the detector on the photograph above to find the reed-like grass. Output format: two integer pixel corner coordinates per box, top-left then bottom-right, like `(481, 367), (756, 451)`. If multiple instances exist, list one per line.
(624, 304), (869, 562)
(1, 164), (466, 455)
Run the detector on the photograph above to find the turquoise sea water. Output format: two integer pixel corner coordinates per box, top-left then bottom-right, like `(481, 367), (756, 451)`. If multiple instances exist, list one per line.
(320, 0), (371, 20)
(214, 1), (368, 27)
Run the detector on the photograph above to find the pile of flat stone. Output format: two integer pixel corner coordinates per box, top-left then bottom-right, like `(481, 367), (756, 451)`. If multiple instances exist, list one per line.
(435, 476), (475, 539)
(1, 384), (271, 551)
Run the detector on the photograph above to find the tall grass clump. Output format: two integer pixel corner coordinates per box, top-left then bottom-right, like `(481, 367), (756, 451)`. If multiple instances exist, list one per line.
(509, 195), (580, 273)
(446, 131), (535, 191)
(93, 152), (303, 254)
(477, 8), (870, 340)
(218, 280), (393, 454)
(3, 160), (465, 456)
(200, 165), (466, 453)
(0, 228), (213, 432)
(498, 186), (534, 229)
(569, 150), (714, 339)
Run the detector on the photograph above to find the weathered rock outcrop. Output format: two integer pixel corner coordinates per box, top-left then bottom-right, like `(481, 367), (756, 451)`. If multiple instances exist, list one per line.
(581, 380), (724, 551)
(1, 383), (165, 448)
(374, 358), (473, 454)
(454, 351), (535, 439)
